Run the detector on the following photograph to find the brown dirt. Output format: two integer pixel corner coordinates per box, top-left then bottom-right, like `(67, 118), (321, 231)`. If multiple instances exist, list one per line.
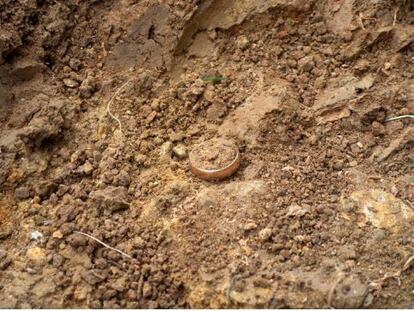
(0, 0), (413, 308)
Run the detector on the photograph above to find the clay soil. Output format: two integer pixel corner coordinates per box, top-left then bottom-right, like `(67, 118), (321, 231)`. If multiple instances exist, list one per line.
(0, 0), (413, 308)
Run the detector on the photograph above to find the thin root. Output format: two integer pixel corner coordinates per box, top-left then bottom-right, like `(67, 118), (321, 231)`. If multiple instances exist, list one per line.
(393, 8), (399, 27)
(402, 254), (414, 271)
(74, 231), (132, 259)
(369, 254), (414, 290)
(106, 78), (133, 135)
(386, 115), (414, 122)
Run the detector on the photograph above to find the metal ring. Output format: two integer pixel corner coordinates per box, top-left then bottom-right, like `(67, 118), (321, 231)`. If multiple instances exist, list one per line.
(189, 148), (241, 181)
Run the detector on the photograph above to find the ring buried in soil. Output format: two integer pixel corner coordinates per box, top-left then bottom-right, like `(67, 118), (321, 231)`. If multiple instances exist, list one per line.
(190, 138), (237, 171)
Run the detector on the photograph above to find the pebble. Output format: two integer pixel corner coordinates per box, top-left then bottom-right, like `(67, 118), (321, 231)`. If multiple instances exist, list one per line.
(172, 144), (187, 159)
(258, 228), (272, 242)
(142, 282), (153, 298)
(63, 78), (79, 88)
(298, 55), (315, 72)
(236, 35), (250, 50)
(90, 186), (130, 212)
(52, 230), (63, 239)
(243, 222), (258, 231)
(14, 186), (31, 200)
(81, 269), (106, 285)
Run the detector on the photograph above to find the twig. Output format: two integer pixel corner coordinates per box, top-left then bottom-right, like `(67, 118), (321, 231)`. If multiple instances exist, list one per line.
(106, 78), (133, 135)
(386, 115), (414, 122)
(74, 231), (132, 259)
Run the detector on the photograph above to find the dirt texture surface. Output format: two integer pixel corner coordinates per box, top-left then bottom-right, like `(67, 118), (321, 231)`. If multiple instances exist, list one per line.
(0, 0), (414, 308)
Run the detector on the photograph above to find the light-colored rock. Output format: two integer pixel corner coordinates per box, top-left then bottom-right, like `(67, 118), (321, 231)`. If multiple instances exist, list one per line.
(343, 189), (414, 232)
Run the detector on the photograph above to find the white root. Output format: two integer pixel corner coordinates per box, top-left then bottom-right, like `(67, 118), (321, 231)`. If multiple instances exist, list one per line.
(74, 231), (132, 259)
(106, 78), (133, 135)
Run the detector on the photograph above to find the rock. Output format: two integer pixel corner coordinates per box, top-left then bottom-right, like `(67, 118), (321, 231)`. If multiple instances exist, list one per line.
(114, 170), (131, 187)
(286, 203), (309, 217)
(172, 144), (187, 159)
(0, 250), (11, 270)
(330, 274), (368, 308)
(258, 228), (272, 242)
(79, 77), (97, 99)
(338, 245), (357, 259)
(298, 55), (315, 72)
(69, 58), (82, 71)
(243, 222), (257, 231)
(14, 186), (31, 200)
(159, 141), (173, 159)
(371, 121), (385, 136)
(236, 35), (250, 50)
(35, 181), (58, 198)
(142, 282), (153, 298)
(63, 78), (80, 88)
(90, 186), (130, 212)
(78, 161), (94, 175)
(26, 247), (47, 266)
(81, 269), (106, 285)
(52, 230), (63, 239)
(10, 59), (46, 81)
(220, 82), (294, 146)
(196, 188), (218, 209)
(343, 189), (414, 232)
(67, 233), (88, 247)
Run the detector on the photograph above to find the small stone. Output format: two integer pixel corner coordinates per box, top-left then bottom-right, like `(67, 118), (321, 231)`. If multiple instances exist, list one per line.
(0, 249), (10, 270)
(34, 181), (58, 199)
(69, 58), (82, 71)
(90, 186), (130, 212)
(236, 35), (250, 50)
(146, 111), (157, 123)
(79, 161), (94, 175)
(314, 76), (326, 89)
(160, 141), (173, 159)
(339, 245), (357, 259)
(81, 269), (106, 285)
(134, 154), (147, 165)
(26, 247), (47, 266)
(142, 282), (153, 298)
(172, 144), (187, 159)
(79, 78), (96, 99)
(67, 233), (88, 247)
(14, 186), (31, 200)
(371, 121), (385, 136)
(63, 78), (79, 88)
(298, 55), (315, 72)
(243, 222), (257, 231)
(52, 230), (63, 239)
(383, 62), (391, 70)
(258, 228), (272, 241)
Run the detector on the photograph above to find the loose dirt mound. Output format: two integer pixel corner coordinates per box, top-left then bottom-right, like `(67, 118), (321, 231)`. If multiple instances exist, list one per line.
(0, 0), (413, 308)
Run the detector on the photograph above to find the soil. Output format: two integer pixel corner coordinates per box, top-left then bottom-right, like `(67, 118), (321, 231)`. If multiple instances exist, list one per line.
(190, 138), (237, 171)
(0, 0), (414, 308)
